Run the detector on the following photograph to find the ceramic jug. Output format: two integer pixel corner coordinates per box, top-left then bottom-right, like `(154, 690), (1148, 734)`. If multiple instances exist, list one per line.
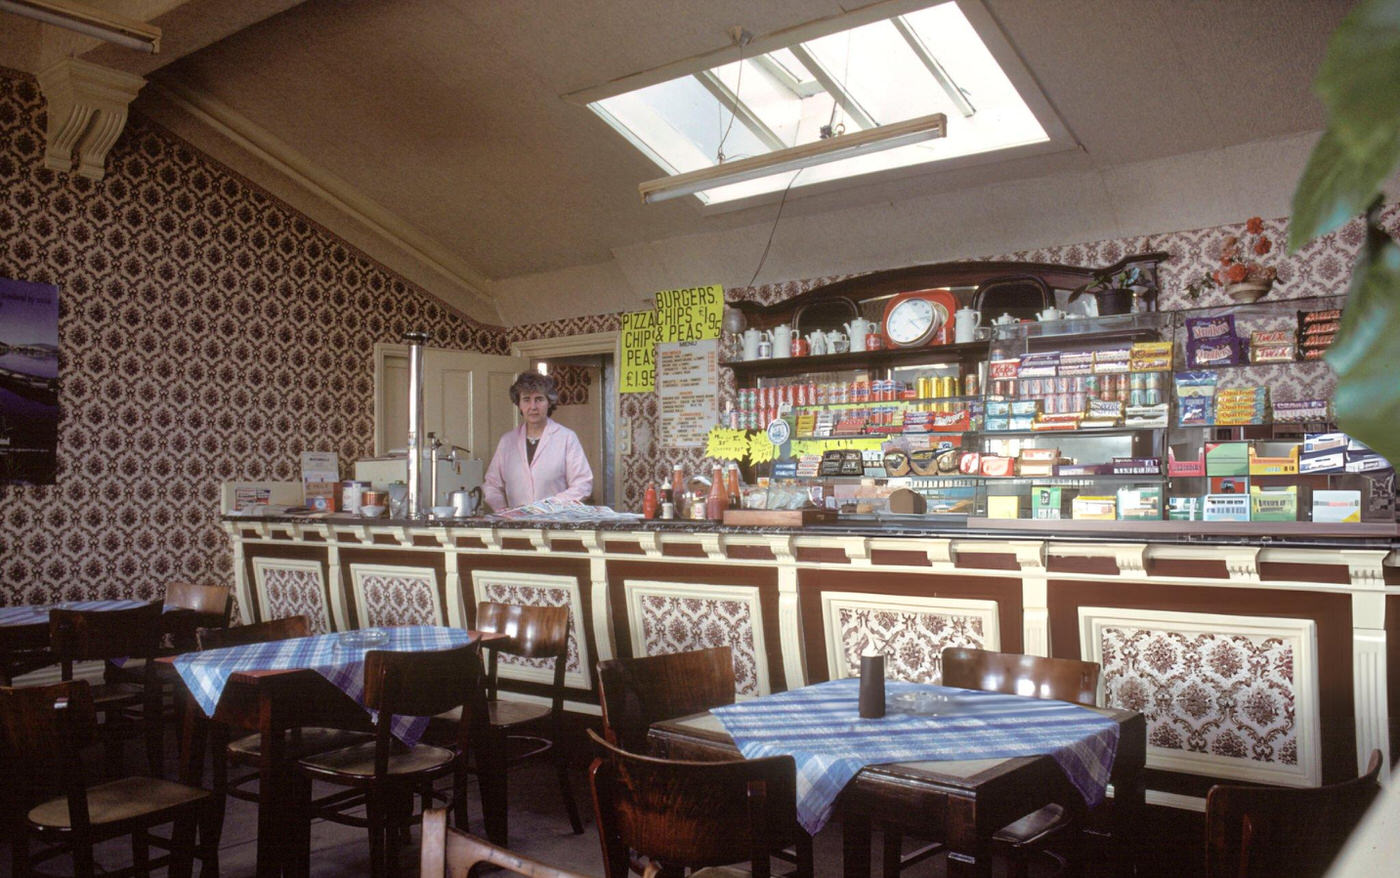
(844, 318), (875, 352)
(807, 331), (828, 356)
(772, 324), (792, 358)
(741, 328), (762, 360)
(953, 307), (982, 343)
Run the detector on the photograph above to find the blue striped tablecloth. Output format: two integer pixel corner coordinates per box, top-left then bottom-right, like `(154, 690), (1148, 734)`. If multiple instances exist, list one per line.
(712, 677), (1120, 835)
(173, 625), (474, 745)
(0, 599), (150, 627)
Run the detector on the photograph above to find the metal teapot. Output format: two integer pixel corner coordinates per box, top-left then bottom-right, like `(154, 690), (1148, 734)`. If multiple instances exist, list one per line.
(451, 486), (484, 517)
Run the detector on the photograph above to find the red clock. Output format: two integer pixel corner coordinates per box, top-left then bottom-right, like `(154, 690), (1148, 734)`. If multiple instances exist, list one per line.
(881, 288), (956, 347)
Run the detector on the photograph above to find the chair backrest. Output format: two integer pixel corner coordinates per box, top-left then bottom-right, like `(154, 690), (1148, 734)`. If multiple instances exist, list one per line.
(364, 643), (490, 771)
(198, 615), (310, 650)
(1205, 749), (1383, 878)
(476, 602), (569, 660)
(49, 600), (164, 667)
(163, 582), (234, 619)
(940, 647), (1100, 706)
(419, 807), (594, 878)
(588, 728), (804, 878)
(596, 646), (735, 752)
(0, 680), (99, 832)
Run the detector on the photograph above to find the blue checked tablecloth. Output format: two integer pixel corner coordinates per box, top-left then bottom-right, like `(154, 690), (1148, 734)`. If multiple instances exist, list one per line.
(711, 677), (1120, 835)
(0, 599), (150, 627)
(173, 625), (475, 746)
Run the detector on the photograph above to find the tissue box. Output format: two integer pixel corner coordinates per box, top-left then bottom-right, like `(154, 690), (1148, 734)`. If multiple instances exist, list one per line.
(1205, 442), (1249, 476)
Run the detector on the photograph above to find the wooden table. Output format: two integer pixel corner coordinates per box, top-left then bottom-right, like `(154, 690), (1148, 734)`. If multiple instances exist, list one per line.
(167, 628), (500, 878)
(648, 705), (1146, 878)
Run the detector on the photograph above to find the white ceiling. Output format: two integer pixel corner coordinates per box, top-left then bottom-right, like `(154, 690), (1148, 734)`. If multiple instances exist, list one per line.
(0, 1), (1358, 325)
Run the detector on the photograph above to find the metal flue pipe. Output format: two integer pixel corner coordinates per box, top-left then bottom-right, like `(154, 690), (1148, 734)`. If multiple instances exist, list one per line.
(403, 330), (429, 520)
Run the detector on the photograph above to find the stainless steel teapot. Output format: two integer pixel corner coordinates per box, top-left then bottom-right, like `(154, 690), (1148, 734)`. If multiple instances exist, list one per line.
(451, 486), (484, 517)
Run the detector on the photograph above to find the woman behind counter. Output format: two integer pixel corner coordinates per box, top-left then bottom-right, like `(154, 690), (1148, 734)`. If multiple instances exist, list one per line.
(481, 372), (594, 512)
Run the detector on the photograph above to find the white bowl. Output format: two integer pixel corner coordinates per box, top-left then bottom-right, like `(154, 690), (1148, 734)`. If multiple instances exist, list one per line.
(359, 505), (386, 518)
(430, 505), (456, 518)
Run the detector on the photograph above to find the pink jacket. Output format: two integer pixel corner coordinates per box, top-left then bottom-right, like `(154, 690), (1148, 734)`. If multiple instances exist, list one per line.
(482, 419), (594, 511)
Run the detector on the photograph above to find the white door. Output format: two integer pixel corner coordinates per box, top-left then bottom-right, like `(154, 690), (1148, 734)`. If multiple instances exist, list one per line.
(374, 344), (529, 464)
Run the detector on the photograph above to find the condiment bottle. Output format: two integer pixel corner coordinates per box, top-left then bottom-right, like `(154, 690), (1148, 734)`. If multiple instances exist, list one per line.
(670, 464), (687, 518)
(705, 465), (728, 521)
(725, 462), (741, 508)
(643, 483), (658, 519)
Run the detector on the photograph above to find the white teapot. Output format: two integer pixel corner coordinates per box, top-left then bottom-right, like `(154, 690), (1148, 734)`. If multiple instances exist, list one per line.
(741, 327), (763, 360)
(771, 324), (792, 358)
(992, 313), (1018, 327)
(807, 331), (828, 356)
(826, 330), (850, 354)
(844, 318), (875, 352)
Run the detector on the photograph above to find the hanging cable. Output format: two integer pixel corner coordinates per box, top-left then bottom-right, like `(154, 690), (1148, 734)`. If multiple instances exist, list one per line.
(715, 29), (752, 164)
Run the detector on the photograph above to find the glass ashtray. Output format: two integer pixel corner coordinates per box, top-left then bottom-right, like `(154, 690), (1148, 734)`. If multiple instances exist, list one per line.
(892, 691), (956, 716)
(336, 628), (389, 649)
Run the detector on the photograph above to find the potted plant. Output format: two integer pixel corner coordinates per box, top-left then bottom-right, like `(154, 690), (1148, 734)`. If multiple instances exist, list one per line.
(1069, 265), (1146, 315)
(1186, 216), (1279, 302)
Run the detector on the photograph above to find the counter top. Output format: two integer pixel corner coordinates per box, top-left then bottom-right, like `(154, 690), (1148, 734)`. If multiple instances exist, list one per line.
(224, 512), (1400, 550)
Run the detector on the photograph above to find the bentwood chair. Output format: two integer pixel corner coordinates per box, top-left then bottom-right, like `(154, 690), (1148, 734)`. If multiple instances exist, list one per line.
(588, 728), (812, 878)
(298, 643), (492, 878)
(48, 600), (165, 778)
(0, 680), (211, 878)
(458, 602), (584, 841)
(596, 646), (735, 753)
(1204, 749), (1382, 877)
(419, 807), (595, 878)
(193, 616), (372, 865)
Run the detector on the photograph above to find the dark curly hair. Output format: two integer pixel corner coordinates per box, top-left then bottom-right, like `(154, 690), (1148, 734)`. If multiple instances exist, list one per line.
(509, 371), (559, 415)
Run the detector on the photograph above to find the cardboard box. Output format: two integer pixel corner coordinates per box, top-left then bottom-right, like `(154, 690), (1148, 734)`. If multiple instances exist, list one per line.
(1250, 485), (1297, 522)
(1167, 496), (1201, 521)
(1167, 444), (1206, 477)
(1311, 489), (1361, 523)
(1071, 495), (1117, 520)
(1299, 450), (1345, 474)
(1209, 476), (1249, 495)
(303, 481), (339, 512)
(1117, 485), (1162, 520)
(1249, 443), (1300, 476)
(1203, 493), (1250, 522)
(1032, 485), (1063, 519)
(1205, 442), (1249, 476)
(987, 494), (1022, 519)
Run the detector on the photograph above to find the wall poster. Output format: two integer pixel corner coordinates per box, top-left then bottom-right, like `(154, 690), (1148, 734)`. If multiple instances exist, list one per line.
(0, 278), (60, 484)
(656, 339), (718, 448)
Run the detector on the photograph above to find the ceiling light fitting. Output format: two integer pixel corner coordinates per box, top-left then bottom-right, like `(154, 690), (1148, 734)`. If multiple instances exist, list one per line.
(0, 0), (161, 53)
(639, 112), (947, 204)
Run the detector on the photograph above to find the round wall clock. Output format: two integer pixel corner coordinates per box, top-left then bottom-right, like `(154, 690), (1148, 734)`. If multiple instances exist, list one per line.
(881, 288), (957, 348)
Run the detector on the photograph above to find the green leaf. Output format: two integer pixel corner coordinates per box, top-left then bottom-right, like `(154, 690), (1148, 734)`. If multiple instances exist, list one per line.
(1327, 227), (1400, 468)
(1314, 0), (1400, 149)
(1288, 130), (1398, 250)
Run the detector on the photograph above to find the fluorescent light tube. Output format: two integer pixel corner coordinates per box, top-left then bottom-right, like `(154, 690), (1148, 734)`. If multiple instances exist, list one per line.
(0, 0), (161, 53)
(639, 112), (946, 204)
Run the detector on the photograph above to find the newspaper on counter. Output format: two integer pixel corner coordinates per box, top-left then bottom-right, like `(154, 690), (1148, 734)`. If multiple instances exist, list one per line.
(489, 499), (643, 521)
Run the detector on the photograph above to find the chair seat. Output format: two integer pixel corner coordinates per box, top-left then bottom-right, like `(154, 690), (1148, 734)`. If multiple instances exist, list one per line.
(29, 775), (209, 829)
(229, 726), (373, 760)
(992, 803), (1069, 847)
(435, 698), (551, 729)
(88, 681), (144, 710)
(690, 868), (752, 878)
(298, 740), (456, 781)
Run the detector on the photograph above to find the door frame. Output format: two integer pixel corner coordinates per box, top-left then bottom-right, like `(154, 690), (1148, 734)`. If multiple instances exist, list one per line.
(512, 331), (620, 511)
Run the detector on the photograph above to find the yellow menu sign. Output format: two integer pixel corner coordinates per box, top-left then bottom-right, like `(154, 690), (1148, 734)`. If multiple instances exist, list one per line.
(705, 427), (749, 461)
(620, 309), (659, 393)
(655, 284), (723, 342)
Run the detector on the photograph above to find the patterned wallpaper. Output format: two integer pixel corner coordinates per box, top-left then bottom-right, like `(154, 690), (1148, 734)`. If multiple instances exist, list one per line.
(0, 69), (505, 607)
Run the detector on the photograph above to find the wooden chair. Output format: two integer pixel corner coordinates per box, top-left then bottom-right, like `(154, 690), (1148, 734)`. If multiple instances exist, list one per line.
(0, 680), (211, 878)
(900, 647), (1103, 878)
(298, 643), (492, 878)
(48, 600), (165, 778)
(419, 807), (595, 878)
(1205, 749), (1383, 877)
(465, 601), (583, 842)
(596, 646), (735, 753)
(160, 582), (234, 653)
(588, 728), (812, 878)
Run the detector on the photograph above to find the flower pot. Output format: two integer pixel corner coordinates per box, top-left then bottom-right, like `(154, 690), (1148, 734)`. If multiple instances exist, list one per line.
(1226, 281), (1272, 304)
(1091, 288), (1135, 315)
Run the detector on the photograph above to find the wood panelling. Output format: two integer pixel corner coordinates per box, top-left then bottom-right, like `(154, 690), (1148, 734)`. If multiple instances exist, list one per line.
(795, 546), (849, 564)
(1048, 579), (1356, 783)
(241, 544), (330, 625)
(954, 552), (1022, 571)
(661, 543), (708, 558)
(797, 569), (1025, 684)
(1257, 561), (1351, 585)
(1046, 555), (1120, 576)
(870, 549), (931, 567)
(1145, 557), (1228, 579)
(726, 545), (777, 561)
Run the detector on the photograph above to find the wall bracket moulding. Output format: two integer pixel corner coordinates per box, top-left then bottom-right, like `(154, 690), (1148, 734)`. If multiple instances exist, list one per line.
(35, 57), (145, 180)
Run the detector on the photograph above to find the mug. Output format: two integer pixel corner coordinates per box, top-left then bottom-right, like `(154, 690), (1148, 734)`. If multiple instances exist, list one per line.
(954, 307), (982, 344)
(865, 334), (883, 351)
(791, 337), (809, 357)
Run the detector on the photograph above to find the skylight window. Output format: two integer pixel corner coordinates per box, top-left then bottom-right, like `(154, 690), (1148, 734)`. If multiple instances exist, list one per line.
(585, 1), (1056, 206)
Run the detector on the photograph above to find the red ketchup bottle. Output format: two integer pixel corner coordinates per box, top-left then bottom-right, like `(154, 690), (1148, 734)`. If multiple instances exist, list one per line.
(705, 465), (729, 521)
(643, 483), (658, 519)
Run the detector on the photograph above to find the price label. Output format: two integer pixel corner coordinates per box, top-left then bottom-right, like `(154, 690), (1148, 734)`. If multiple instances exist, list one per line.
(705, 427), (749, 461)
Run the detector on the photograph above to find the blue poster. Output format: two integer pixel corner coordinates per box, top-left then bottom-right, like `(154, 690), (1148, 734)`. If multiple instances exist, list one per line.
(0, 278), (59, 484)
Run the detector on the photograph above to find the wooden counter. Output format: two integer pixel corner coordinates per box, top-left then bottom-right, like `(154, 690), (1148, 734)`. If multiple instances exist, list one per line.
(224, 514), (1398, 808)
